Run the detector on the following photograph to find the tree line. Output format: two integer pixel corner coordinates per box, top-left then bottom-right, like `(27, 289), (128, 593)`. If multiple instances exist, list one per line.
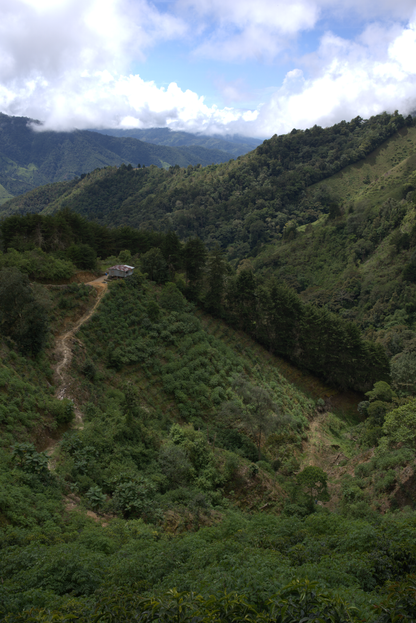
(0, 210), (389, 389)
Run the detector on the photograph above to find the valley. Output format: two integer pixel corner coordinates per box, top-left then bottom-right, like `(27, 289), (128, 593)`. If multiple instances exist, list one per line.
(1, 111), (416, 621)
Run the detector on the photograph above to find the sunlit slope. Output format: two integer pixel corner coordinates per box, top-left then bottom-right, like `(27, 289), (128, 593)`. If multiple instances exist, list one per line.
(310, 125), (416, 205)
(255, 128), (416, 342)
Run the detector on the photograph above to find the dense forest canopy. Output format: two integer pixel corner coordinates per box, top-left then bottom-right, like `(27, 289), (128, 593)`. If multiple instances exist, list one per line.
(2, 111), (411, 251)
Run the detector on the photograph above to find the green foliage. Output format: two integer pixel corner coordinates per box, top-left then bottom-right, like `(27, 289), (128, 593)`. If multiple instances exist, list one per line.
(0, 112), (238, 203)
(0, 248), (74, 281)
(391, 352), (416, 394)
(0, 268), (50, 354)
(297, 466), (330, 508)
(111, 474), (157, 518)
(158, 444), (193, 489)
(85, 485), (107, 510)
(366, 381), (395, 403)
(374, 574), (416, 622)
(0, 353), (65, 446)
(381, 400), (416, 448)
(81, 360), (96, 381)
(66, 244), (97, 270)
(204, 245), (227, 315)
(0, 210), (175, 268)
(221, 375), (279, 460)
(183, 237), (207, 298)
(159, 282), (187, 312)
(216, 428), (258, 462)
(11, 443), (49, 476)
(54, 399), (75, 425)
(4, 511), (416, 620)
(140, 248), (168, 284)
(220, 271), (390, 392)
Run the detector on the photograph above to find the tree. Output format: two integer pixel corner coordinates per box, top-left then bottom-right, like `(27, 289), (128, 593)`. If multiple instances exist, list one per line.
(227, 269), (257, 334)
(297, 466), (329, 510)
(0, 267), (49, 354)
(159, 282), (187, 312)
(391, 352), (416, 393)
(222, 375), (278, 460)
(382, 400), (416, 447)
(161, 231), (183, 278)
(122, 383), (145, 428)
(67, 243), (97, 270)
(183, 237), (207, 298)
(366, 381), (395, 403)
(257, 279), (302, 356)
(204, 244), (227, 315)
(118, 249), (132, 264)
(140, 247), (168, 283)
(158, 444), (193, 489)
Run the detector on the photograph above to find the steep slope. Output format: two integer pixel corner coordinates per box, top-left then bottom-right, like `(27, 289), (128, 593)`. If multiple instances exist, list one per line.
(2, 273), (416, 622)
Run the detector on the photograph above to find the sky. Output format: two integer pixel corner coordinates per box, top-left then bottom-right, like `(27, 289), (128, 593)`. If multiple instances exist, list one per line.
(0, 0), (416, 138)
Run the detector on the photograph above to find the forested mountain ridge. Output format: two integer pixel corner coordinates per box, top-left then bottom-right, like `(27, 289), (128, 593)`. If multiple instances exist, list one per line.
(93, 126), (262, 157)
(1, 111), (411, 245)
(0, 113), (239, 203)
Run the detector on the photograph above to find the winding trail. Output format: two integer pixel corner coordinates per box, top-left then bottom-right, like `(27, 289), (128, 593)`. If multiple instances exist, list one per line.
(46, 276), (107, 464)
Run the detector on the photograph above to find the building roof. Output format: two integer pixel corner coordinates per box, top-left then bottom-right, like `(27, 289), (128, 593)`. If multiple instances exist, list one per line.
(108, 265), (135, 272)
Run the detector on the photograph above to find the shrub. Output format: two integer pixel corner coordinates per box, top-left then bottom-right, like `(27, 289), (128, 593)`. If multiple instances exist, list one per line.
(82, 361), (96, 381)
(158, 444), (193, 489)
(224, 453), (240, 482)
(51, 399), (75, 424)
(375, 469), (396, 492)
(86, 485), (107, 510)
(159, 282), (187, 312)
(382, 400), (416, 447)
(112, 474), (157, 518)
(11, 443), (49, 476)
(257, 460), (274, 475)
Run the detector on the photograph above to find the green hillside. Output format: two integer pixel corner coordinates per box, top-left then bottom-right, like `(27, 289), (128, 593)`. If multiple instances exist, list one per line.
(0, 114), (237, 203)
(2, 111), (416, 388)
(2, 112), (416, 619)
(1, 111), (409, 237)
(0, 261), (416, 621)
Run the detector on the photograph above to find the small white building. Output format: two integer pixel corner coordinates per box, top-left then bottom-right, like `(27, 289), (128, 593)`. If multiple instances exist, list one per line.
(107, 264), (135, 278)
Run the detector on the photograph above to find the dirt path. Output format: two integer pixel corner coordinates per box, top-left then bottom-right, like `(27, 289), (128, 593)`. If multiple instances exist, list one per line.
(46, 277), (107, 465)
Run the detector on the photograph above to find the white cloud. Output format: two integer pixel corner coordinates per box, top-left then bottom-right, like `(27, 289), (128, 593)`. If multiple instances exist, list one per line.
(389, 22), (416, 73)
(214, 77), (252, 105)
(178, 0), (319, 61)
(0, 0), (186, 83)
(245, 21), (416, 137)
(176, 0), (416, 62)
(1, 0), (416, 139)
(9, 71), (253, 133)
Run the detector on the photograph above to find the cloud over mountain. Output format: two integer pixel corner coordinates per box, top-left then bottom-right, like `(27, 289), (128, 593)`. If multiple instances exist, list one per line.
(0, 0), (415, 137)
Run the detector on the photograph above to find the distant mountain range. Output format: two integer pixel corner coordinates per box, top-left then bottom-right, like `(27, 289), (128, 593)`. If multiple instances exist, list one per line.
(0, 113), (260, 204)
(92, 127), (262, 158)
